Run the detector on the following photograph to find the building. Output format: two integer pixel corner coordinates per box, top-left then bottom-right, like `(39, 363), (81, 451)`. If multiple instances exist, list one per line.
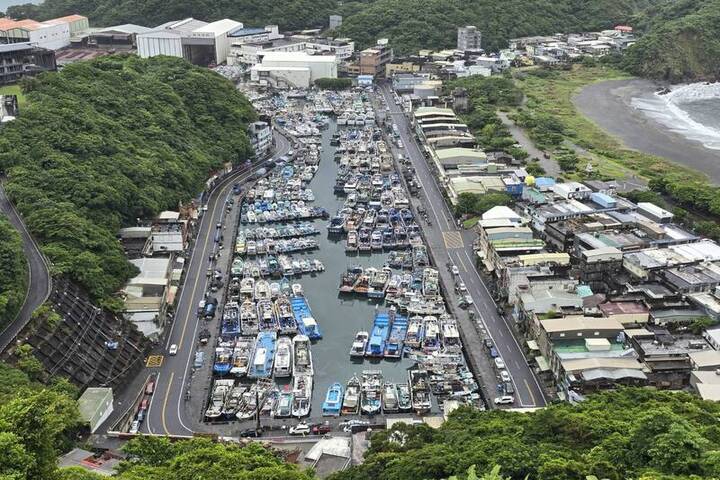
(392, 73), (431, 92)
(413, 106), (475, 148)
(457, 26), (481, 51)
(248, 121), (272, 157)
(0, 42), (56, 85)
(250, 51), (336, 88)
(329, 15), (342, 30)
(359, 39), (393, 77)
(124, 257), (172, 336)
(150, 211), (187, 254)
(88, 24), (151, 48)
(77, 387), (113, 433)
(0, 18), (70, 50)
(137, 18), (242, 65)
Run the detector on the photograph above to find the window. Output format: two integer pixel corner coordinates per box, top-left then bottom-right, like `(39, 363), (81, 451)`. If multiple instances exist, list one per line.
(559, 333), (565, 337)
(594, 331), (600, 336)
(577, 332), (582, 337)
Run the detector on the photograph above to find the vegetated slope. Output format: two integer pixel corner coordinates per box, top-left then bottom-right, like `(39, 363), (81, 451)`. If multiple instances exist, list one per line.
(0, 217), (28, 329)
(338, 0), (662, 54)
(623, 0), (720, 82)
(9, 0), (342, 30)
(0, 55), (255, 303)
(332, 389), (720, 480)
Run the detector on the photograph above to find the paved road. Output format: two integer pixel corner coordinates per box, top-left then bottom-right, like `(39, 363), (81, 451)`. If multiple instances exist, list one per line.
(379, 85), (546, 408)
(142, 132), (292, 435)
(497, 111), (560, 178)
(0, 183), (51, 353)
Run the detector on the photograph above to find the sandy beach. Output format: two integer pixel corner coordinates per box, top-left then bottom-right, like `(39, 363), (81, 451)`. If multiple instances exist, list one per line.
(572, 79), (720, 183)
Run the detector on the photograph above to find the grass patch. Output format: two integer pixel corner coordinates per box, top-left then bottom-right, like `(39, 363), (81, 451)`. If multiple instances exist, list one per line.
(0, 85), (26, 108)
(463, 217), (479, 229)
(513, 65), (704, 183)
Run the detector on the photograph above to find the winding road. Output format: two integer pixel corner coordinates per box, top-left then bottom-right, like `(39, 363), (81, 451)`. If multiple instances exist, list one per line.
(0, 182), (52, 353)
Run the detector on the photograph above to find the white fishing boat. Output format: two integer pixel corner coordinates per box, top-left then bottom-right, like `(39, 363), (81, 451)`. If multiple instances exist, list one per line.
(349, 331), (369, 358)
(205, 379), (234, 419)
(273, 336), (293, 378)
(342, 374), (361, 415)
(292, 373), (313, 418)
(230, 336), (255, 377)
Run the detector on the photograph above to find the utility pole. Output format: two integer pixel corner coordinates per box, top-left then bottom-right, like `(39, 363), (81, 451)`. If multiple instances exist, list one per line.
(255, 388), (261, 432)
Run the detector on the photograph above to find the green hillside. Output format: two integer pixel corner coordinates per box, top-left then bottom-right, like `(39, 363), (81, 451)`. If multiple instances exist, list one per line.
(0, 55), (255, 304)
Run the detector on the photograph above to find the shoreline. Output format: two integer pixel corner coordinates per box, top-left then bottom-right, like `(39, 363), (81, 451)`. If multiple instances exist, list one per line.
(572, 79), (720, 184)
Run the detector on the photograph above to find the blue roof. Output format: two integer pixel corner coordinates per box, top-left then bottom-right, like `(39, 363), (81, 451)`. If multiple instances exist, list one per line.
(535, 177), (556, 187)
(591, 192), (616, 204)
(576, 285), (593, 298)
(228, 26), (267, 37)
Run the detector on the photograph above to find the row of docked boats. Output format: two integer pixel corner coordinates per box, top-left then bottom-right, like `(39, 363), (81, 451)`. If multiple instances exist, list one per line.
(240, 203), (328, 224)
(230, 257), (325, 280)
(236, 237), (319, 257)
(332, 370), (430, 415)
(238, 223), (319, 242)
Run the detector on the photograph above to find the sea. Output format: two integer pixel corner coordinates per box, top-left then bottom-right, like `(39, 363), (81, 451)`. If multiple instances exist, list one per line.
(631, 82), (720, 150)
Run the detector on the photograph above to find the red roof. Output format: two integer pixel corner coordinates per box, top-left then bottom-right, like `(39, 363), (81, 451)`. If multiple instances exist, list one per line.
(615, 25), (633, 32)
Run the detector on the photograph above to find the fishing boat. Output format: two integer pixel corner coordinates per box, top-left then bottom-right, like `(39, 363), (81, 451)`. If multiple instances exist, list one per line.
(339, 267), (361, 293)
(213, 347), (232, 375)
(230, 337), (254, 377)
(222, 385), (246, 418)
(365, 311), (390, 357)
(275, 296), (298, 334)
(273, 336), (293, 378)
(292, 373), (313, 418)
(384, 313), (408, 358)
(342, 374), (361, 415)
(409, 369), (432, 414)
(291, 295), (322, 340)
(240, 299), (259, 335)
(248, 331), (277, 379)
(440, 315), (462, 352)
(405, 316), (424, 350)
(370, 230), (383, 251)
(236, 378), (274, 420)
(322, 382), (344, 417)
(255, 280), (272, 301)
(422, 316), (441, 352)
(360, 370), (383, 415)
(221, 302), (240, 340)
(382, 382), (399, 413)
(205, 379), (234, 419)
(274, 388), (294, 418)
(349, 331), (369, 358)
(240, 277), (255, 299)
(292, 283), (304, 297)
(367, 268), (390, 299)
(257, 299), (279, 332)
(397, 383), (412, 412)
(346, 230), (359, 252)
(293, 334), (313, 375)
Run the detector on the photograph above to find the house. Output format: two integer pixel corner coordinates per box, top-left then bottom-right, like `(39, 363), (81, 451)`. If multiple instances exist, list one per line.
(77, 387), (113, 433)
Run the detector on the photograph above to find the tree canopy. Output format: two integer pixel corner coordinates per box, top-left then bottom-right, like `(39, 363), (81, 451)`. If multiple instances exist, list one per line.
(0, 217), (28, 329)
(332, 388), (720, 480)
(0, 55), (255, 302)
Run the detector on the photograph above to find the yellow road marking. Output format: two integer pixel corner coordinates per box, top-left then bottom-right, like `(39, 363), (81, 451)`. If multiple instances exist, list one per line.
(442, 231), (464, 249)
(524, 378), (537, 405)
(162, 372), (174, 435)
(146, 355), (164, 368)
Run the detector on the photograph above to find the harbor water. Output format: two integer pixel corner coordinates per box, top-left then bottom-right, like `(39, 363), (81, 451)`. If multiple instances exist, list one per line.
(297, 118), (414, 416)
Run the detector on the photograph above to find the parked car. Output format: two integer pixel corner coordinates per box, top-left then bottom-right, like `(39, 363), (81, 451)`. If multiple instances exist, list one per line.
(494, 357), (505, 369)
(289, 422), (311, 436)
(240, 428), (263, 438)
(500, 370), (511, 383)
(129, 420), (140, 434)
(483, 338), (493, 349)
(489, 347), (499, 358)
(504, 381), (515, 395)
(169, 344), (178, 356)
(494, 395), (515, 405)
(450, 264), (460, 275)
(145, 381), (155, 395)
(312, 423), (332, 435)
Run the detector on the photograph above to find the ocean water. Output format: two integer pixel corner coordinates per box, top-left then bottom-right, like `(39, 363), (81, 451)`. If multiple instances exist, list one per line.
(631, 83), (720, 150)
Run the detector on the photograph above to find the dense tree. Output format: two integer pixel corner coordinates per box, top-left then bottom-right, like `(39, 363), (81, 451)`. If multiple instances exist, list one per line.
(455, 192), (512, 217)
(314, 77), (353, 89)
(331, 389), (720, 480)
(0, 217), (27, 330)
(0, 55), (255, 302)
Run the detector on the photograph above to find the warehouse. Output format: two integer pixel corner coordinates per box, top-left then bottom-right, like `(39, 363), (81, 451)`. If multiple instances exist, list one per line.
(137, 17), (242, 65)
(250, 51), (337, 88)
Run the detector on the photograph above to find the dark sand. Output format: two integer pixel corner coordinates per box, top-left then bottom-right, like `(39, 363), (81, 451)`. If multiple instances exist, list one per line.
(572, 79), (720, 183)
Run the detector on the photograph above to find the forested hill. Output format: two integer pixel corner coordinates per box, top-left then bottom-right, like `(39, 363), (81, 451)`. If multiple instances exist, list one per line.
(0, 55), (255, 304)
(622, 0), (720, 82)
(12, 0), (659, 54)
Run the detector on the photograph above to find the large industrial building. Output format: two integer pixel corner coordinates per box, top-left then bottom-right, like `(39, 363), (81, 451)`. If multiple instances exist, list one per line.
(250, 51), (337, 88)
(137, 17), (242, 66)
(0, 42), (56, 85)
(0, 14), (89, 50)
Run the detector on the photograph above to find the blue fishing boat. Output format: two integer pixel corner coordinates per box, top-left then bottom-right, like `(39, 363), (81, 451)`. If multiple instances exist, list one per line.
(220, 302), (240, 340)
(366, 311), (390, 357)
(322, 382), (344, 417)
(213, 347), (232, 375)
(291, 294), (323, 340)
(384, 312), (408, 358)
(248, 331), (277, 378)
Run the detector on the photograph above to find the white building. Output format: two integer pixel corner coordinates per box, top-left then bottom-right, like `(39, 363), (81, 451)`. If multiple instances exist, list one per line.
(0, 18), (71, 50)
(250, 51), (337, 88)
(248, 121), (272, 157)
(228, 36), (353, 66)
(137, 17), (241, 65)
